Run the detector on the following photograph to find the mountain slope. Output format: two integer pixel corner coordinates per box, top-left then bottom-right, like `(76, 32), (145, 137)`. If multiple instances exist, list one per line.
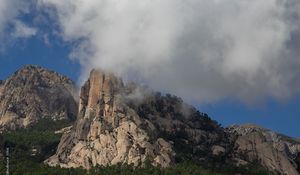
(228, 124), (300, 175)
(0, 65), (78, 131)
(45, 69), (230, 169)
(45, 70), (175, 169)
(46, 69), (300, 175)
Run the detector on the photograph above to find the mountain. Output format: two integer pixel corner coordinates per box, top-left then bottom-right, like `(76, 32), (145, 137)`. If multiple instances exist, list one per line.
(228, 124), (300, 175)
(45, 69), (231, 170)
(0, 65), (299, 175)
(45, 69), (300, 174)
(0, 65), (78, 131)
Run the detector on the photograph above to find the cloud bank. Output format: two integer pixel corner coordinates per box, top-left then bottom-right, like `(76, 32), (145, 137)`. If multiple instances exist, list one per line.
(38, 0), (300, 103)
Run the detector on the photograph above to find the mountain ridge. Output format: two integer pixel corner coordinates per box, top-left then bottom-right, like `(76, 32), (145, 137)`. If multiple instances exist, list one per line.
(44, 68), (299, 174)
(0, 65), (299, 175)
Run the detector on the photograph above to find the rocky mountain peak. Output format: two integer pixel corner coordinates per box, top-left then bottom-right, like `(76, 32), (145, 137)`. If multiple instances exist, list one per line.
(79, 69), (123, 112)
(227, 124), (300, 175)
(46, 69), (175, 169)
(46, 69), (232, 170)
(0, 65), (78, 131)
(5, 65), (73, 88)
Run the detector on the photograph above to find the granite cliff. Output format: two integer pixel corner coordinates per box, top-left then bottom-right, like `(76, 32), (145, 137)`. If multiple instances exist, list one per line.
(45, 69), (230, 169)
(228, 124), (300, 175)
(45, 69), (300, 175)
(0, 65), (78, 131)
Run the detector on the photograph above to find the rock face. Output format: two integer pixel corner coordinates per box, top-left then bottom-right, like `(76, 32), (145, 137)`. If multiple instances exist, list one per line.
(44, 68), (299, 174)
(228, 124), (300, 175)
(125, 84), (231, 163)
(0, 65), (78, 131)
(46, 69), (229, 169)
(46, 70), (174, 169)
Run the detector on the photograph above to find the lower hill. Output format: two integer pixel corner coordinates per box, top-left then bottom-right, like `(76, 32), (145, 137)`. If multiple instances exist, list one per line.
(228, 124), (300, 175)
(0, 65), (78, 131)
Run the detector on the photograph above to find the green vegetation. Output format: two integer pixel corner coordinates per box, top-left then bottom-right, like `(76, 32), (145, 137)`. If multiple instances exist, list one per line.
(0, 158), (274, 175)
(2, 119), (71, 162)
(0, 118), (275, 175)
(296, 153), (300, 171)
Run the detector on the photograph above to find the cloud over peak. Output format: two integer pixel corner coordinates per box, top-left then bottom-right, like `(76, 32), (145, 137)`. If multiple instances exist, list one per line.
(8, 0), (300, 103)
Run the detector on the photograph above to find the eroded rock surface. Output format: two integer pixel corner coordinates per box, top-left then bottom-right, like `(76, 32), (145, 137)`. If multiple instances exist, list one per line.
(46, 70), (174, 169)
(228, 124), (300, 175)
(0, 65), (78, 131)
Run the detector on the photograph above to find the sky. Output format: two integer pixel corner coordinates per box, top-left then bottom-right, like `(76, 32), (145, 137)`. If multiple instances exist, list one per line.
(0, 0), (299, 138)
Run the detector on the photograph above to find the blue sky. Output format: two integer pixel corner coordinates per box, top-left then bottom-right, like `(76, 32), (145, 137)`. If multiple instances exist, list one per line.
(0, 0), (299, 138)
(200, 99), (300, 138)
(0, 34), (80, 82)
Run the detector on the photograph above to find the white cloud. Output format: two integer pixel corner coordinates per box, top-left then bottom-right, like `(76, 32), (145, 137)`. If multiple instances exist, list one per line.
(0, 0), (37, 49)
(40, 0), (300, 104)
(11, 20), (37, 38)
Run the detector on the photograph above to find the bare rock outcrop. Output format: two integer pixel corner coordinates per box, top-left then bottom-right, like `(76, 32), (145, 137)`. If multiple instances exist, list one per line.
(228, 124), (300, 175)
(46, 70), (174, 169)
(50, 69), (300, 173)
(0, 65), (78, 131)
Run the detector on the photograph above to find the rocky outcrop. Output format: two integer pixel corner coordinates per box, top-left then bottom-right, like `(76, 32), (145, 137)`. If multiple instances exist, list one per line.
(228, 124), (300, 175)
(125, 86), (231, 163)
(0, 65), (78, 131)
(44, 68), (299, 174)
(46, 69), (231, 170)
(46, 70), (174, 169)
